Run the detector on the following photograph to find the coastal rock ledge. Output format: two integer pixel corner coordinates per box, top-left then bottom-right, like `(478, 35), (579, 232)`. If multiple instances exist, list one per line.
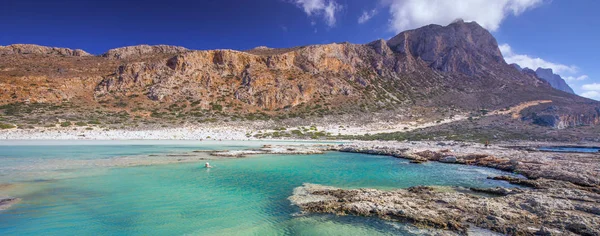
(0, 197), (21, 211)
(289, 183), (600, 235)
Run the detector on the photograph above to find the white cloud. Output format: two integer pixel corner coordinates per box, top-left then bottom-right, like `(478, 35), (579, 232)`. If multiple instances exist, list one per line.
(581, 91), (600, 100)
(358, 9), (378, 24)
(499, 43), (578, 75)
(582, 83), (600, 91)
(383, 0), (543, 33)
(292, 0), (342, 27)
(581, 83), (600, 100)
(564, 75), (588, 81)
(500, 43), (594, 99)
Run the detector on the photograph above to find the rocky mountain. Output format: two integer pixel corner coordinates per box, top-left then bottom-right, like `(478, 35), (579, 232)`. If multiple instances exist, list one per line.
(512, 64), (575, 94)
(0, 20), (598, 130)
(387, 20), (504, 75)
(534, 68), (575, 94)
(101, 45), (190, 59)
(0, 44), (91, 57)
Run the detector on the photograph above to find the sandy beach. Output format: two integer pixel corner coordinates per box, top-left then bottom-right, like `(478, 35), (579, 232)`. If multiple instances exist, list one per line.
(0, 126), (252, 140)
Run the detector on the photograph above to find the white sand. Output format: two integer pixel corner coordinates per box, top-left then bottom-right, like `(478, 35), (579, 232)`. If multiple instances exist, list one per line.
(0, 126), (251, 140)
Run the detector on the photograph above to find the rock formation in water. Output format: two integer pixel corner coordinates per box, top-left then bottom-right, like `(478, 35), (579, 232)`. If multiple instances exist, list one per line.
(289, 183), (600, 235)
(0, 197), (21, 211)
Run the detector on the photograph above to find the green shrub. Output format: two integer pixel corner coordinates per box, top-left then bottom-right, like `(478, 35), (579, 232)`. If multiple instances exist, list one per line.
(291, 130), (303, 135)
(75, 122), (87, 126)
(211, 103), (223, 111)
(0, 122), (16, 129)
(60, 121), (72, 127)
(88, 120), (102, 125)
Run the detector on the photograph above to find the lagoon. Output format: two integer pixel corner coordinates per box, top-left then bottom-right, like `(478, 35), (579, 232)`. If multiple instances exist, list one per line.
(0, 141), (519, 235)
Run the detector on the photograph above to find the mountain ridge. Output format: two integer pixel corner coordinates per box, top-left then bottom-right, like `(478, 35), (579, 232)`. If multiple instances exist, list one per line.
(1, 20), (598, 131)
(512, 64), (575, 94)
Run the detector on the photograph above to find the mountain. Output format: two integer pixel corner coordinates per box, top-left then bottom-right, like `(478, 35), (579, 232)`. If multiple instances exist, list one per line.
(534, 68), (575, 94)
(0, 44), (91, 57)
(511, 64), (575, 94)
(0, 21), (598, 132)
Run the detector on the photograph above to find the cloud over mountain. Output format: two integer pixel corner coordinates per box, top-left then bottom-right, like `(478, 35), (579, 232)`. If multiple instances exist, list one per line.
(499, 43), (578, 75)
(383, 0), (542, 33)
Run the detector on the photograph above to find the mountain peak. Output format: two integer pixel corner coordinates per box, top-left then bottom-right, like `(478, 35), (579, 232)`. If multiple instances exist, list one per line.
(386, 21), (503, 75)
(534, 67), (575, 94)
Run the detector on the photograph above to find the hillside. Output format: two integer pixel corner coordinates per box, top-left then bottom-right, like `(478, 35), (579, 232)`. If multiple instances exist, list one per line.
(0, 21), (598, 140)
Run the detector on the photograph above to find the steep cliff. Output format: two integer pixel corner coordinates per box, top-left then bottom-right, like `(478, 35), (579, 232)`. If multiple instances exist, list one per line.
(512, 65), (576, 94)
(535, 68), (575, 94)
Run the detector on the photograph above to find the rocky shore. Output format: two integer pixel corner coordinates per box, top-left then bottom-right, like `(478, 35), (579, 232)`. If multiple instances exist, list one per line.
(331, 141), (600, 187)
(210, 144), (329, 157)
(289, 182), (600, 235)
(285, 141), (600, 235)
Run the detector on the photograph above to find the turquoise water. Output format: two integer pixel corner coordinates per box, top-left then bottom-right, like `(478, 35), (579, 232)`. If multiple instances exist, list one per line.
(0, 141), (519, 235)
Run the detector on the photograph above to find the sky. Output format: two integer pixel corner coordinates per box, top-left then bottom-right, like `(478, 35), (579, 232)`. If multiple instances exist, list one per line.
(1, 0), (598, 99)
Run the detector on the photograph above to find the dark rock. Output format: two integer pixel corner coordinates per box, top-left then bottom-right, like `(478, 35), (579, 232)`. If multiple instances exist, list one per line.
(439, 156), (458, 163)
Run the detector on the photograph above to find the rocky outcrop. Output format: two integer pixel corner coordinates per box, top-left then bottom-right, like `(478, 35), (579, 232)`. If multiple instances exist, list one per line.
(535, 68), (575, 94)
(209, 145), (327, 157)
(0, 44), (91, 56)
(513, 66), (576, 94)
(0, 196), (20, 211)
(290, 183), (600, 235)
(387, 20), (504, 75)
(95, 44), (369, 110)
(333, 142), (600, 187)
(101, 45), (190, 59)
(526, 105), (600, 129)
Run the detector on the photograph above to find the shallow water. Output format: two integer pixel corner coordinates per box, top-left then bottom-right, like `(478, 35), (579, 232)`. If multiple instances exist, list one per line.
(0, 141), (520, 235)
(539, 146), (600, 153)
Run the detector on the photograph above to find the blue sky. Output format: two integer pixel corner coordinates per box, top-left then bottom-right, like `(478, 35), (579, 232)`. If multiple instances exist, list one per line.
(1, 0), (598, 99)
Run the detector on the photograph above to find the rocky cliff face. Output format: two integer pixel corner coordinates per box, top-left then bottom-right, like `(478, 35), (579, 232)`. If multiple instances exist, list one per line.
(101, 45), (190, 59)
(534, 68), (575, 94)
(387, 20), (503, 75)
(95, 44), (376, 110)
(0, 44), (91, 57)
(1, 21), (598, 128)
(528, 105), (600, 129)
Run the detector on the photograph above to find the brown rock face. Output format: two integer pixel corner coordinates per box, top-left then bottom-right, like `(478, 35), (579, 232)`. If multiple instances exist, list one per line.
(101, 45), (190, 59)
(1, 20), (598, 128)
(0, 44), (91, 57)
(387, 20), (503, 75)
(95, 45), (363, 110)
